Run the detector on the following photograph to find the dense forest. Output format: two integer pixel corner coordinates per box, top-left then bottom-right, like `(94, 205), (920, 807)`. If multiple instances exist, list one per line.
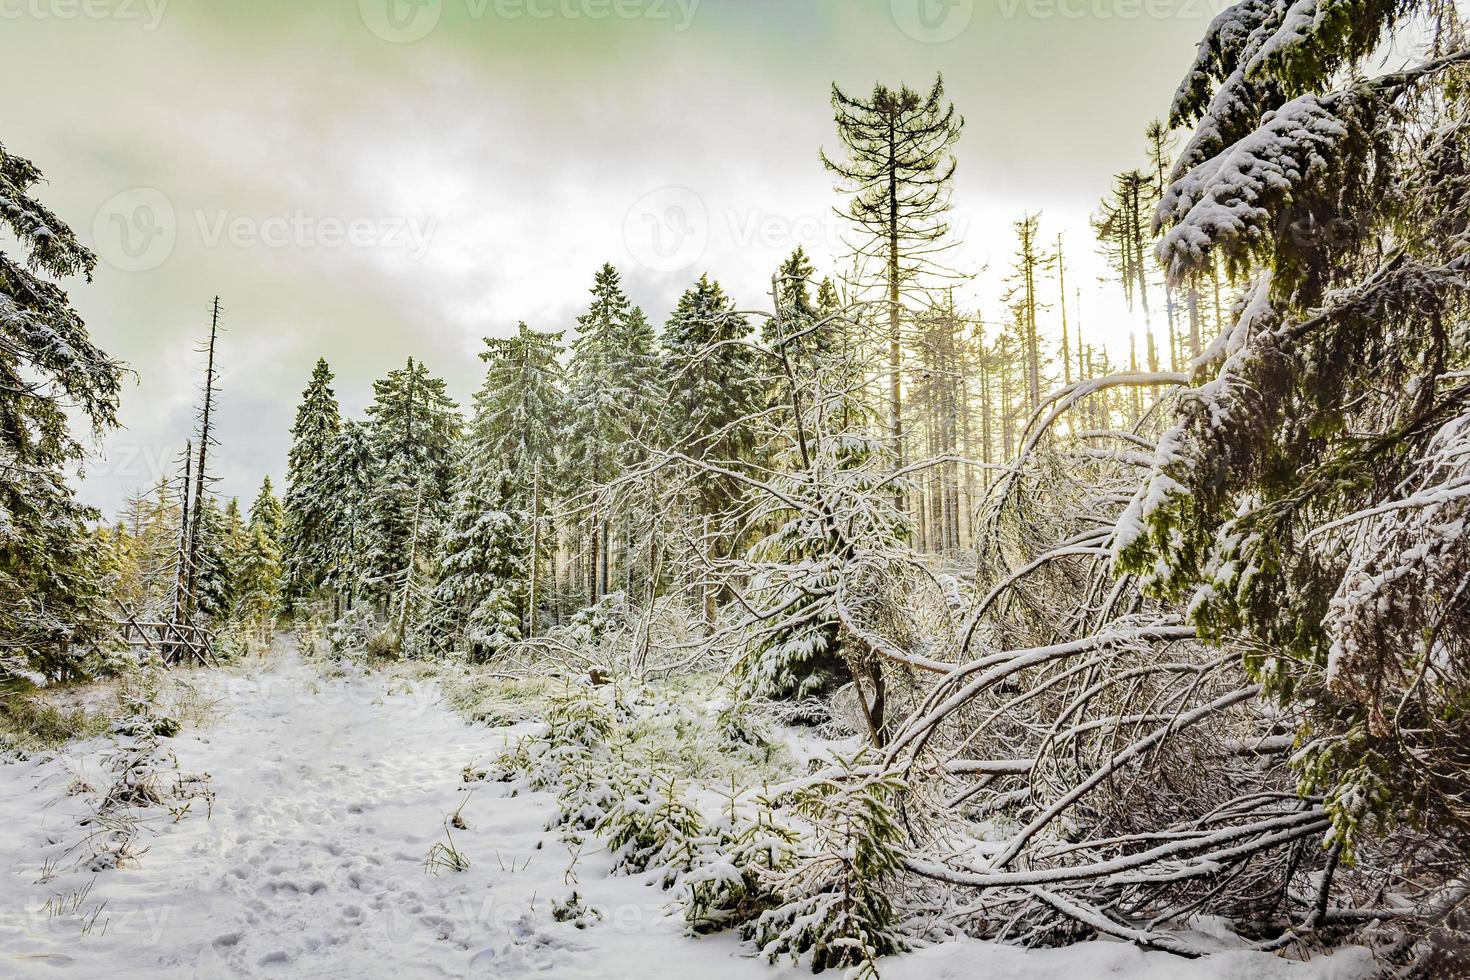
(4, 4), (1470, 978)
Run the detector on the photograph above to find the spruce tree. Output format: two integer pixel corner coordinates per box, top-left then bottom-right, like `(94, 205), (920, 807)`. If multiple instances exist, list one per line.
(282, 358), (341, 604)
(232, 523), (283, 634)
(191, 495), (233, 622)
(99, 520), (145, 615)
(319, 420), (377, 614)
(362, 358), (461, 615)
(249, 476), (284, 546)
(762, 247), (838, 367)
(422, 467), (529, 660)
(662, 275), (763, 524)
(439, 323), (565, 633)
(473, 323), (565, 487)
(0, 140), (125, 677)
(564, 264), (662, 603)
(120, 479), (185, 618)
(1116, 8), (1470, 853)
(219, 496), (248, 605)
(567, 263), (635, 466)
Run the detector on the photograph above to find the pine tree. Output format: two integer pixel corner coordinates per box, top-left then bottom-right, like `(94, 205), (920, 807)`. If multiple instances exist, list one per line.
(282, 358), (342, 604)
(249, 476), (284, 545)
(0, 140), (125, 678)
(911, 297), (965, 552)
(742, 759), (908, 975)
(181, 298), (223, 623)
(422, 466), (529, 661)
(1093, 168), (1162, 383)
(191, 495), (233, 622)
(319, 420), (377, 613)
(362, 358), (461, 614)
(241, 484), (283, 619)
(472, 325), (563, 487)
(662, 275), (763, 525)
(219, 496), (248, 600)
(233, 523), (283, 631)
(821, 76), (963, 475)
(564, 264), (662, 604)
(119, 479), (185, 618)
(447, 323), (564, 631)
(98, 520), (144, 615)
(762, 247), (841, 368)
(1003, 213), (1049, 414)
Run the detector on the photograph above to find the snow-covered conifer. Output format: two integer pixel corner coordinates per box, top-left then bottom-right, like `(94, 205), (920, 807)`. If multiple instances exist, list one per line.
(362, 358), (461, 618)
(0, 140), (125, 677)
(662, 275), (763, 525)
(1118, 4), (1470, 854)
(282, 358), (342, 604)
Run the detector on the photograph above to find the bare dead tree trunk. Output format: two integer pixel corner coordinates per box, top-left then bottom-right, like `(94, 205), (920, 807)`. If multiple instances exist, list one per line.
(184, 297), (221, 619)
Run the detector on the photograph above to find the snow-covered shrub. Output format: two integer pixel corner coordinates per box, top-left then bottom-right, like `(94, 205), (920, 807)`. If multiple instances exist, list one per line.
(713, 697), (776, 751)
(598, 769), (705, 887)
(327, 605), (388, 654)
(76, 674), (214, 869)
(545, 682), (618, 751)
(552, 754), (631, 837)
(493, 732), (555, 788)
(741, 758), (909, 975)
(679, 785), (800, 935)
(535, 683), (630, 836)
(563, 591), (632, 648)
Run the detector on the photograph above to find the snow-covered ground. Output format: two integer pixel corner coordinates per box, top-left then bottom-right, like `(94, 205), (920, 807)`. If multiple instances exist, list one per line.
(0, 644), (1381, 978)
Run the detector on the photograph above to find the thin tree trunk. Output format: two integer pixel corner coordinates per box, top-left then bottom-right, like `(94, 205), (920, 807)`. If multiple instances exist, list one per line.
(170, 444), (192, 660)
(184, 298), (221, 617)
(528, 459), (540, 639)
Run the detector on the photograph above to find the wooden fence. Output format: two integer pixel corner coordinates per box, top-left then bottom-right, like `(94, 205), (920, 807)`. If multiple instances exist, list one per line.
(113, 604), (217, 667)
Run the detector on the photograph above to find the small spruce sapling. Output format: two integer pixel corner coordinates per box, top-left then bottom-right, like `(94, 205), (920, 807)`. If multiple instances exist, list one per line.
(742, 757), (909, 975)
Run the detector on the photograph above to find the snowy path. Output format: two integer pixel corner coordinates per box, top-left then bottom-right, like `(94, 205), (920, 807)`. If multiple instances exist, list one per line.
(0, 645), (1378, 979)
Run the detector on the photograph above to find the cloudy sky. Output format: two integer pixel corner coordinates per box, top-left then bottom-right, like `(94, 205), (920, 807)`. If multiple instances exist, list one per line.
(4, 0), (1217, 515)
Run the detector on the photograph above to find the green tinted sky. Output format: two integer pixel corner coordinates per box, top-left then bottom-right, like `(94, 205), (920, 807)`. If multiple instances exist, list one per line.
(3, 0), (1217, 512)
